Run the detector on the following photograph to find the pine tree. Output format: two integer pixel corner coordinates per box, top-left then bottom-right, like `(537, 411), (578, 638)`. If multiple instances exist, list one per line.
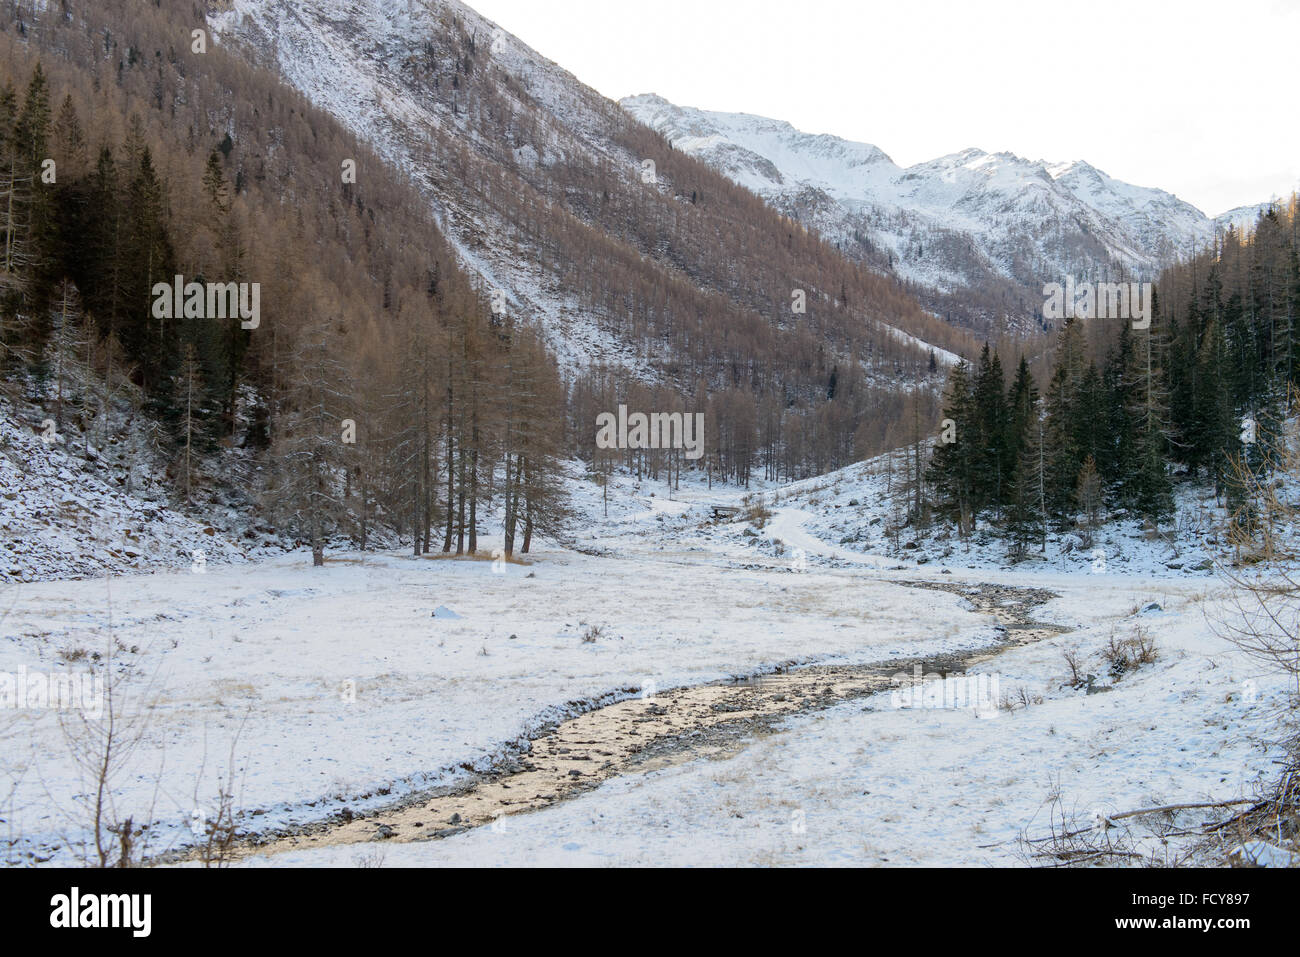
(127, 146), (175, 396)
(267, 317), (353, 567)
(926, 359), (977, 535)
(1041, 318), (1089, 524)
(178, 343), (204, 506)
(46, 277), (86, 430)
(0, 81), (34, 354)
(1005, 398), (1046, 559)
(971, 343), (1009, 514)
(1122, 297), (1175, 524)
(1075, 454), (1102, 545)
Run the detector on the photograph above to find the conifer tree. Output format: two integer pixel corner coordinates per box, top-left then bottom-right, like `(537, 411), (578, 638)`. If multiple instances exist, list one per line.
(1005, 398), (1046, 559)
(971, 343), (1009, 514)
(47, 277), (85, 430)
(178, 342), (204, 505)
(926, 358), (977, 535)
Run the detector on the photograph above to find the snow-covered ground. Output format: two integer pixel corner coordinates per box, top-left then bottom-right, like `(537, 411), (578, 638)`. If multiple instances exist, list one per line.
(2, 451), (1292, 867)
(0, 484), (980, 865)
(747, 456), (1225, 578)
(251, 596), (1283, 866)
(0, 402), (255, 583)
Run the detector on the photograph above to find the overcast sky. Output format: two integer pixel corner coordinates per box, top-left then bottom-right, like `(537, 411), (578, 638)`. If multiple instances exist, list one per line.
(466, 0), (1299, 216)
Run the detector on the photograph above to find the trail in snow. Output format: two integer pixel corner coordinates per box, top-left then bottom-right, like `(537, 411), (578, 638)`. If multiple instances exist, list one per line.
(767, 508), (909, 570)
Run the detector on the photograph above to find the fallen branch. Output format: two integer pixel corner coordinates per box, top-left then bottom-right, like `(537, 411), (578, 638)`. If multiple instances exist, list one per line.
(1026, 798), (1256, 844)
(1104, 799), (1257, 822)
(1035, 849), (1147, 866)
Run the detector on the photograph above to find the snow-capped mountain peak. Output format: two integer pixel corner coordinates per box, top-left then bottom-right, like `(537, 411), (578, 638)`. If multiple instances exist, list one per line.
(621, 94), (1251, 332)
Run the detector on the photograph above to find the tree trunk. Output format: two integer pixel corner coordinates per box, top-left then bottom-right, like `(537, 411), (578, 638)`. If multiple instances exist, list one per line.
(442, 387), (455, 552)
(455, 438), (466, 555)
(468, 415), (479, 554)
(503, 454), (518, 557)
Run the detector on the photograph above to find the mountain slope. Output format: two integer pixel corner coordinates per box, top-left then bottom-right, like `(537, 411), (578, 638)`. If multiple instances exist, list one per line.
(620, 94), (1257, 335)
(206, 0), (977, 400)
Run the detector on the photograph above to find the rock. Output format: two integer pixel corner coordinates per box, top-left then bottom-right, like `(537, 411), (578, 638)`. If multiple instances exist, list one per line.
(1140, 601), (1163, 615)
(1084, 674), (1111, 695)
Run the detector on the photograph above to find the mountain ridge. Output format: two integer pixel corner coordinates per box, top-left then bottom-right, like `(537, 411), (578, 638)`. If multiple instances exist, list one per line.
(621, 92), (1281, 334)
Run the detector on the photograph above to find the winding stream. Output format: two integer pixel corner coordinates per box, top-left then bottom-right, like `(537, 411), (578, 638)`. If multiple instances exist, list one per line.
(193, 578), (1069, 862)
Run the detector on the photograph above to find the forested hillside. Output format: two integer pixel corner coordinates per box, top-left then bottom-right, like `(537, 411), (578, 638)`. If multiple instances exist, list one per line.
(1, 0), (567, 565)
(922, 197), (1300, 556)
(10, 0), (1284, 571)
(209, 0), (990, 483)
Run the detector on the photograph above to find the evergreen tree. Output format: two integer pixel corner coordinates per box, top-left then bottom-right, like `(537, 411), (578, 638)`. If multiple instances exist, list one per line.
(926, 359), (977, 535)
(1075, 454), (1103, 544)
(15, 64), (53, 326)
(126, 146), (175, 397)
(1005, 397), (1046, 559)
(971, 343), (1009, 514)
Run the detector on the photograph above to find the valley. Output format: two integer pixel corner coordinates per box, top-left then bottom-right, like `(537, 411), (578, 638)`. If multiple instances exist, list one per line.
(1, 466), (1286, 867)
(0, 0), (1295, 883)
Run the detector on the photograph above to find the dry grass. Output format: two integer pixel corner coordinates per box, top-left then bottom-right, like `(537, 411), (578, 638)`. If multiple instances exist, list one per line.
(1102, 627), (1158, 680)
(418, 551), (532, 566)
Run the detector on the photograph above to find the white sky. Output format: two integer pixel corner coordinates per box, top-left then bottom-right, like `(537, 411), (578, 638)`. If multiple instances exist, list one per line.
(466, 0), (1300, 216)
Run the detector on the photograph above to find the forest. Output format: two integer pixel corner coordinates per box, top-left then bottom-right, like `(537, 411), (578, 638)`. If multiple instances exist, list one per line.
(6, 0), (1289, 562)
(0, 0), (568, 563)
(923, 197), (1300, 557)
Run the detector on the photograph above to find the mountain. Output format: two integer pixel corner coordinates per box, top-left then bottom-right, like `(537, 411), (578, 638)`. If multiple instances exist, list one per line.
(620, 94), (1268, 336)
(207, 0), (974, 380)
(1213, 201), (1282, 234)
(204, 0), (994, 476)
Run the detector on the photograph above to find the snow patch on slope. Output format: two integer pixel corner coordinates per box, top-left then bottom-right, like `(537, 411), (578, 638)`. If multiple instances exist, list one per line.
(0, 404), (249, 582)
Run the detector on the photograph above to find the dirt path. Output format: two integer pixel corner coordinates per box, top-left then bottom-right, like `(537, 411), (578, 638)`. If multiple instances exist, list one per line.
(183, 578), (1069, 863)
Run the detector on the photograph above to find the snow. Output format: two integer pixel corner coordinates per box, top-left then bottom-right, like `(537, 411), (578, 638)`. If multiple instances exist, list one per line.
(207, 0), (665, 383)
(0, 403), (253, 583)
(1231, 841), (1299, 868)
(206, 2), (956, 386)
(2, 443), (1290, 867)
(620, 94), (1256, 312)
(1, 487), (983, 865)
(2, 0), (1292, 868)
(1214, 200), (1292, 235)
(234, 552), (1286, 867)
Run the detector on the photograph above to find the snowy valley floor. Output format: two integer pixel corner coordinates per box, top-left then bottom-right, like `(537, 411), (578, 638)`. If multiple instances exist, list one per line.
(1, 468), (1293, 867)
